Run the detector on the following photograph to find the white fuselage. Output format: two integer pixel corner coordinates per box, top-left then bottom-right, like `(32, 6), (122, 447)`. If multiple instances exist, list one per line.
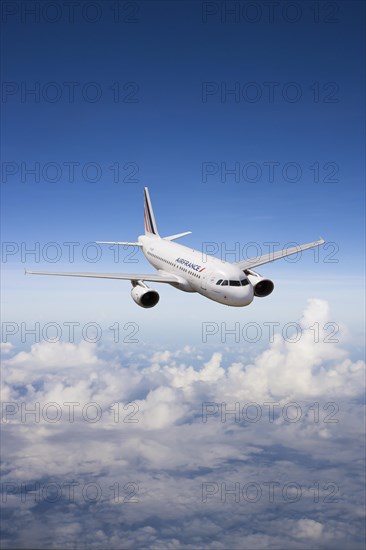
(138, 234), (254, 307)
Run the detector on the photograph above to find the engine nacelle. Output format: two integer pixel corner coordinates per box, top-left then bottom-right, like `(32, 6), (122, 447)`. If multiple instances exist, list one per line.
(245, 269), (274, 298)
(131, 284), (159, 308)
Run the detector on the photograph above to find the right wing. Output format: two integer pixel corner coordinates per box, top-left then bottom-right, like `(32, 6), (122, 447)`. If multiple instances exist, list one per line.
(236, 238), (325, 270)
(25, 270), (180, 284)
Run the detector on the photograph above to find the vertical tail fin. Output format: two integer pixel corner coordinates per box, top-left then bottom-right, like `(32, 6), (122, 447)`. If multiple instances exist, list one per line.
(143, 187), (159, 236)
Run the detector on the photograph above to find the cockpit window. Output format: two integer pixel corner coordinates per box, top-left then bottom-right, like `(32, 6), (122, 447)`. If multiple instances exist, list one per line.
(218, 279), (249, 287)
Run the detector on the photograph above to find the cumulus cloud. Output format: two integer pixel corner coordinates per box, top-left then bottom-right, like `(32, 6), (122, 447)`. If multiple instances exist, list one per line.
(7, 340), (100, 369)
(0, 342), (14, 354)
(293, 518), (324, 539)
(156, 298), (364, 403)
(1, 299), (365, 549)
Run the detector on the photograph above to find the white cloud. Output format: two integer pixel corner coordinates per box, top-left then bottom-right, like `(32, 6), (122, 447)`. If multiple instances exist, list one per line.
(7, 340), (99, 369)
(293, 518), (324, 539)
(1, 342), (14, 353)
(1, 299), (365, 549)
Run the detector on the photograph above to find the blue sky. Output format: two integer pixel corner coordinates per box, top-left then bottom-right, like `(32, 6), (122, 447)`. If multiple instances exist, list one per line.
(1, 1), (365, 548)
(2, 0), (365, 344)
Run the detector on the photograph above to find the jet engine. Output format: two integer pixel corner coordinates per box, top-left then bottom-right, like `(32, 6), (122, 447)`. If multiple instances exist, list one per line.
(245, 269), (274, 297)
(131, 283), (159, 308)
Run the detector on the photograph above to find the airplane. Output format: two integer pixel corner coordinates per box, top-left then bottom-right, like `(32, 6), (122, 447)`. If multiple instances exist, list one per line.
(26, 187), (325, 308)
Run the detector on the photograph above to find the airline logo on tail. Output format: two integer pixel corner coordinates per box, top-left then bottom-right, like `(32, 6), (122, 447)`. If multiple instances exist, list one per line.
(144, 187), (159, 235)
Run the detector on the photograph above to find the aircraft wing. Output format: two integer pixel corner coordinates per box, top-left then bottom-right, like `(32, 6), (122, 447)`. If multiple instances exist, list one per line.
(236, 238), (325, 270)
(25, 270), (180, 284)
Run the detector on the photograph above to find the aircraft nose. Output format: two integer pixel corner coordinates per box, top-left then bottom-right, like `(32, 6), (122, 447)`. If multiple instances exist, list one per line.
(242, 284), (254, 306)
(230, 285), (254, 306)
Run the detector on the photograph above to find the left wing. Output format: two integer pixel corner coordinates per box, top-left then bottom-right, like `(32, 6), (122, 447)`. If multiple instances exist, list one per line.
(236, 238), (325, 270)
(25, 270), (180, 284)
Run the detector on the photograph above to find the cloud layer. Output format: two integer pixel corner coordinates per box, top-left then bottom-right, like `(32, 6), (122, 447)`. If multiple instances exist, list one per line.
(1, 299), (365, 549)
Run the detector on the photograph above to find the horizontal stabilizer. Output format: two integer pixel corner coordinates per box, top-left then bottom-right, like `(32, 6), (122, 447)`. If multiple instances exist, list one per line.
(96, 241), (142, 246)
(163, 231), (192, 241)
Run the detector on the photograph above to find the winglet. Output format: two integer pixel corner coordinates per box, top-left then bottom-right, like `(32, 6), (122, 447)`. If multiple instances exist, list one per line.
(319, 236), (325, 244)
